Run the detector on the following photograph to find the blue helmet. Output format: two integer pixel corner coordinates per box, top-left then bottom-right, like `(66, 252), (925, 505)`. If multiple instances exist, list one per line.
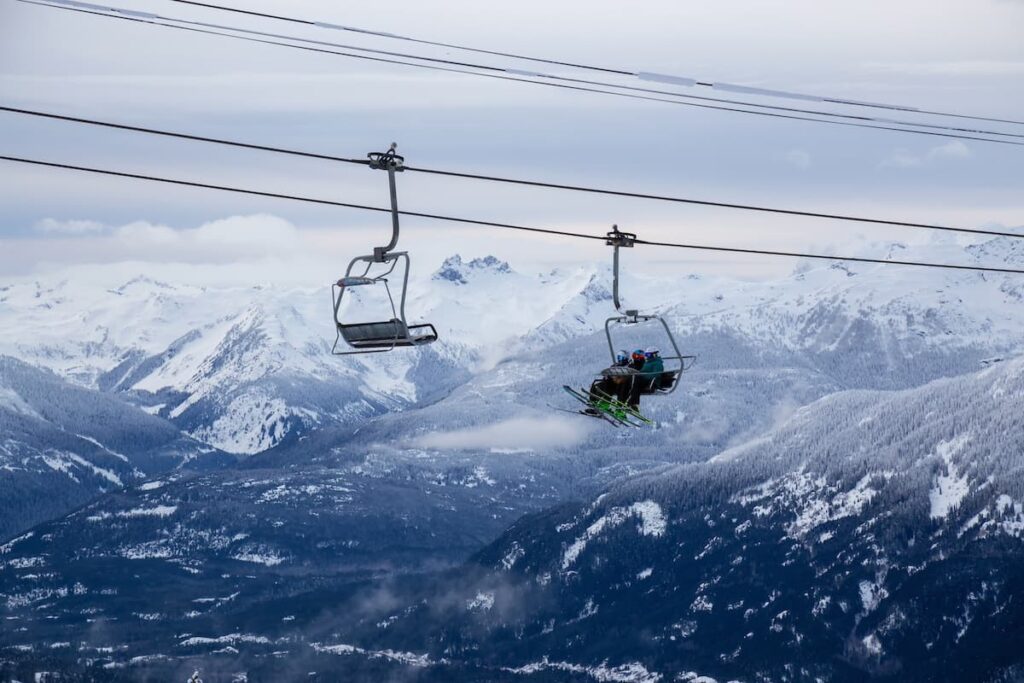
(615, 349), (629, 364)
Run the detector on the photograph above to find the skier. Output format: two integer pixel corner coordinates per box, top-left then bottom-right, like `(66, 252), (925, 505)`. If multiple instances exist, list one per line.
(629, 349), (646, 371)
(626, 347), (666, 408)
(641, 347), (665, 388)
(587, 350), (631, 406)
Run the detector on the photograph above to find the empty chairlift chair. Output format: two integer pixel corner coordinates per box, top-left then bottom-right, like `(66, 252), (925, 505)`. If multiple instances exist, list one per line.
(331, 145), (438, 355)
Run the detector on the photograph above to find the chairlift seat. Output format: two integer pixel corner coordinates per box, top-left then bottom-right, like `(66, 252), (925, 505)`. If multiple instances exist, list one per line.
(337, 318), (438, 349)
(600, 366), (639, 378)
(338, 276), (378, 287)
(599, 365), (679, 394)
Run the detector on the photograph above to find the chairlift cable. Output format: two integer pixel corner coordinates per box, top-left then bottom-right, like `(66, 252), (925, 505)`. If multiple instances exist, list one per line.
(0, 155), (607, 243)
(0, 106), (370, 167)
(401, 165), (1024, 240)
(164, 0), (1024, 128)
(20, 0), (1024, 141)
(18, 0), (1024, 147)
(4, 105), (1023, 242)
(4, 153), (1023, 276)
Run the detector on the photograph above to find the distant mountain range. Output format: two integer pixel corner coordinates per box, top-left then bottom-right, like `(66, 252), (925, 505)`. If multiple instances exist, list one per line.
(1, 237), (1023, 681)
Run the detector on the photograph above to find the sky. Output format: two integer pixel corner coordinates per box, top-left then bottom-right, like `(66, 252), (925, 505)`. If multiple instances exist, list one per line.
(0, 0), (1022, 284)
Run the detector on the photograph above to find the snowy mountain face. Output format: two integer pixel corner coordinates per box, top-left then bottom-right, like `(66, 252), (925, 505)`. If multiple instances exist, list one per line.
(323, 356), (1024, 683)
(0, 256), (579, 456)
(2, 239), (1024, 680)
(0, 357), (228, 540)
(2, 239), (1022, 460)
(6, 351), (1023, 680)
(0, 450), (574, 681)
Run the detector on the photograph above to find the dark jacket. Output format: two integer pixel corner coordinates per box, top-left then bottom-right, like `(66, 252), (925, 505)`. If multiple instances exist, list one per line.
(643, 358), (667, 389)
(641, 356), (664, 376)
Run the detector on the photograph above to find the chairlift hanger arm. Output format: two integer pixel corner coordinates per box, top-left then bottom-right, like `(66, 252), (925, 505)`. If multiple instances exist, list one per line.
(605, 225), (636, 315)
(367, 143), (404, 261)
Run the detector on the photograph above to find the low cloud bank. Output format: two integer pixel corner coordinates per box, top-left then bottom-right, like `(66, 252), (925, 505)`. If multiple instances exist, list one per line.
(414, 417), (593, 452)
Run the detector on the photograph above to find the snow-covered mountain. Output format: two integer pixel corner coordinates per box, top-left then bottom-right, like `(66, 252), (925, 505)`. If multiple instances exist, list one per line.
(2, 237), (1024, 680)
(2, 238), (1022, 459)
(0, 255), (593, 455)
(5, 341), (1023, 680)
(336, 355), (1024, 683)
(0, 357), (229, 540)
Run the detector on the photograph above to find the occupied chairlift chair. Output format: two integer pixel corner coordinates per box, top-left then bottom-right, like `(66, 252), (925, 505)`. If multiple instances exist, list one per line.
(331, 144), (438, 355)
(602, 225), (695, 394)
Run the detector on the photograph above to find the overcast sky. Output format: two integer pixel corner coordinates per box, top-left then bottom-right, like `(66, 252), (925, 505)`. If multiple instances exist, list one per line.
(1, 0), (1022, 283)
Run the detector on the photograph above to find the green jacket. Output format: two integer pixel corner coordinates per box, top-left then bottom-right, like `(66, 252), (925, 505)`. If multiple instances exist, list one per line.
(641, 356), (664, 376)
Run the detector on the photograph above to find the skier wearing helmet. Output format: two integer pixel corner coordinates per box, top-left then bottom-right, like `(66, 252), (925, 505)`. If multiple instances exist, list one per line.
(625, 347), (666, 408)
(642, 347), (665, 384)
(587, 350), (632, 407)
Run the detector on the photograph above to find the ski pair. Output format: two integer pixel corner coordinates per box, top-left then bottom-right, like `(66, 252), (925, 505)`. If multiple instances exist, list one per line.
(561, 386), (631, 427)
(562, 386), (650, 428)
(585, 386), (654, 426)
(549, 403), (623, 428)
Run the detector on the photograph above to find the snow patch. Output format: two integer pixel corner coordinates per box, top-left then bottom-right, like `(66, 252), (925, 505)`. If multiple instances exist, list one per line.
(862, 633), (883, 656)
(87, 505), (177, 522)
(930, 433), (972, 520)
(178, 633), (271, 647)
(501, 542), (525, 570)
(0, 387), (42, 419)
(562, 501), (667, 570)
(859, 576), (889, 615)
(232, 549), (286, 566)
(504, 657), (662, 682)
(466, 591), (495, 612)
(311, 642), (440, 668)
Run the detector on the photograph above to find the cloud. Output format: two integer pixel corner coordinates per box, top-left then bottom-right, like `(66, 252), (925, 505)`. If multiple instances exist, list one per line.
(783, 149), (812, 169)
(880, 150), (923, 169)
(15, 214), (304, 268)
(414, 416), (593, 452)
(113, 214), (300, 252)
(929, 141), (972, 160)
(34, 218), (107, 235)
(865, 60), (1024, 76)
(880, 141), (971, 168)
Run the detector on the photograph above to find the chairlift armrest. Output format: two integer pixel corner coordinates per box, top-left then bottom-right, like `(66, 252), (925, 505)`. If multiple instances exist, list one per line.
(407, 322), (439, 342)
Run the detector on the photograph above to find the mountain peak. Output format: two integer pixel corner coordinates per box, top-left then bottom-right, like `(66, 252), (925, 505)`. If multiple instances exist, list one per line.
(967, 234), (1024, 266)
(111, 275), (175, 295)
(433, 255), (512, 284)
